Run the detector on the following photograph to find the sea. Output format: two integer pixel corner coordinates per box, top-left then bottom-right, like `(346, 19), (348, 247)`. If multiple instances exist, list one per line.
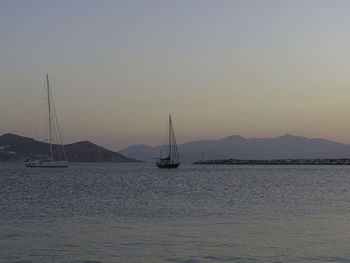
(1, 163), (350, 263)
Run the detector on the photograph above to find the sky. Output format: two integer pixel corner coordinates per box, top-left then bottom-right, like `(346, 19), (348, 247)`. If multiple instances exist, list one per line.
(1, 0), (350, 151)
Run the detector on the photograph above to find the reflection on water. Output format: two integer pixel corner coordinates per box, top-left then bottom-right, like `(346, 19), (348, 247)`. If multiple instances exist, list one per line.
(1, 163), (350, 262)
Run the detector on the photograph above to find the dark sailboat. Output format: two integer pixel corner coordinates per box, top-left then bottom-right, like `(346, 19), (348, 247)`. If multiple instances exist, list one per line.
(156, 115), (180, 169)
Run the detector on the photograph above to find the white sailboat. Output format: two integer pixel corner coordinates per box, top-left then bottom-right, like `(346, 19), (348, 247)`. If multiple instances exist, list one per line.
(26, 74), (68, 168)
(156, 114), (180, 169)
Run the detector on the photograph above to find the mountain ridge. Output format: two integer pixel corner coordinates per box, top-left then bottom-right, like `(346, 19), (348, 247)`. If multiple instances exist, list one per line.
(0, 133), (140, 163)
(120, 134), (350, 163)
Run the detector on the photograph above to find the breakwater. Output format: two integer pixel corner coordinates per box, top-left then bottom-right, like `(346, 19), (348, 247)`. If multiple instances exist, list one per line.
(193, 158), (350, 165)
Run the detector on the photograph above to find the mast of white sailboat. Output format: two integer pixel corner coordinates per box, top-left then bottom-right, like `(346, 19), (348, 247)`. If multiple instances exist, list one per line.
(169, 114), (171, 160)
(47, 74), (53, 161)
(170, 116), (179, 163)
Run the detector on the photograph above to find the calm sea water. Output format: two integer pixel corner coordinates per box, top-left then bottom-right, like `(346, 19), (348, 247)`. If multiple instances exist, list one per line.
(1, 163), (350, 263)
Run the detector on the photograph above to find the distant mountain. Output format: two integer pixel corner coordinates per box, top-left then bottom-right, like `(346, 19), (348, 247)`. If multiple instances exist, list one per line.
(0, 133), (139, 162)
(120, 144), (228, 163)
(119, 134), (350, 163)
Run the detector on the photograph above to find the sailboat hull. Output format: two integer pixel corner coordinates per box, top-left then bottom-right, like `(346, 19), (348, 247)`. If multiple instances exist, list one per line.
(25, 160), (69, 168)
(157, 163), (180, 169)
(156, 159), (180, 169)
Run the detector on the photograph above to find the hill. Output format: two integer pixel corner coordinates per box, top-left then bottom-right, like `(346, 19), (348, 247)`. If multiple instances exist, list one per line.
(119, 134), (350, 163)
(0, 133), (139, 163)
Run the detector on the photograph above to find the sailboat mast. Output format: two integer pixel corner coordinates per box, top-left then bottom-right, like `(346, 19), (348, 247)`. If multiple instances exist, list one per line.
(169, 114), (171, 160)
(47, 74), (53, 161)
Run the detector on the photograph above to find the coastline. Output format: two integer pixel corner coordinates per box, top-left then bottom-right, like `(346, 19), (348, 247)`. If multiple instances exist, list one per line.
(193, 158), (350, 165)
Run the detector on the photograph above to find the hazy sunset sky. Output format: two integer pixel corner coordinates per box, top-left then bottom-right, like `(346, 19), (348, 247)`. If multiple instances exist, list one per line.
(1, 0), (350, 150)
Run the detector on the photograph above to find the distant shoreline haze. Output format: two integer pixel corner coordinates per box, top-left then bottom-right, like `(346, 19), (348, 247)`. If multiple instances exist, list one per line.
(0, 133), (140, 163)
(3, 133), (350, 164)
(120, 133), (350, 163)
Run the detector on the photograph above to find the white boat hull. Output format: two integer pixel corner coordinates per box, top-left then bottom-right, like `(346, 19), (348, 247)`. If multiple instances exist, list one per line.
(25, 160), (69, 168)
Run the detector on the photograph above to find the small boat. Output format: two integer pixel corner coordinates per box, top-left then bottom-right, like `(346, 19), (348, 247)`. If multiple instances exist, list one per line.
(26, 74), (68, 168)
(156, 115), (180, 169)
